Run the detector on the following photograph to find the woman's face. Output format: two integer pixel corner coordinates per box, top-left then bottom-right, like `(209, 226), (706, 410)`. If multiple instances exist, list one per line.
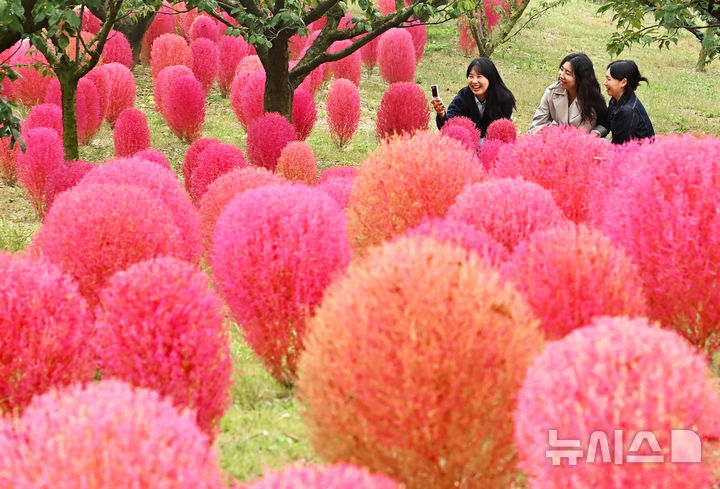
(603, 68), (626, 100)
(558, 61), (576, 93)
(467, 67), (489, 101)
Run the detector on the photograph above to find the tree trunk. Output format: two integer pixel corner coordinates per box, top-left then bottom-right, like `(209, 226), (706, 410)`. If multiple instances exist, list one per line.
(262, 35), (294, 121)
(696, 45), (708, 72)
(59, 71), (80, 161)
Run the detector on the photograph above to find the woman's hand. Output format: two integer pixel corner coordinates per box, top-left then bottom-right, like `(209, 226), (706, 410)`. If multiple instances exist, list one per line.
(431, 98), (446, 119)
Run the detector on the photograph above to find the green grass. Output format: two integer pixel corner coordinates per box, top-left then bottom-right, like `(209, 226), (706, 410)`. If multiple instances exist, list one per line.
(1, 0), (720, 483)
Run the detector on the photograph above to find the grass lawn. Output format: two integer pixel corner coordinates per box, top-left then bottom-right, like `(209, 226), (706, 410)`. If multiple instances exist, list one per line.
(1, 0), (720, 483)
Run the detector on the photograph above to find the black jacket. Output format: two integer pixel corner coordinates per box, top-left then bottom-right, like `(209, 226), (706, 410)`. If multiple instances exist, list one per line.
(607, 92), (654, 144)
(435, 86), (514, 138)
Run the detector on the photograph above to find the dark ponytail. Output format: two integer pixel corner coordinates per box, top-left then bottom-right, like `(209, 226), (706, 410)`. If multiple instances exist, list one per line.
(607, 59), (648, 96)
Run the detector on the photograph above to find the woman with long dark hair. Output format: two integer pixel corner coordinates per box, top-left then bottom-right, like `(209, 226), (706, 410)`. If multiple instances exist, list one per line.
(604, 59), (655, 144)
(432, 57), (516, 138)
(529, 52), (608, 135)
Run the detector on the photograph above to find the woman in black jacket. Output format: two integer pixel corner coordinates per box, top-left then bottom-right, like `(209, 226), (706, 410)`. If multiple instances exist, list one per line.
(431, 57), (516, 138)
(603, 59), (655, 144)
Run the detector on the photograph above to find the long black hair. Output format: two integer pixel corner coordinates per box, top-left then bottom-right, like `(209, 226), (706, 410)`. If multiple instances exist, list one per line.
(607, 59), (649, 96)
(561, 52), (607, 124)
(466, 57), (516, 121)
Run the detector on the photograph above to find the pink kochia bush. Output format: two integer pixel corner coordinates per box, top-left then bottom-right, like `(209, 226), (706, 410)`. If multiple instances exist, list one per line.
(134, 149), (171, 170)
(24, 103), (63, 138)
(165, 75), (206, 141)
(276, 141), (317, 183)
(113, 108), (151, 157)
(212, 184), (350, 384)
(16, 127), (65, 216)
(80, 157), (203, 265)
(328, 40), (362, 86)
(292, 88), (317, 141)
(101, 30), (133, 69)
(154, 65), (194, 113)
(33, 183), (184, 307)
(504, 222), (648, 340)
(189, 15), (220, 43)
(297, 237), (543, 489)
(99, 62), (136, 125)
(327, 78), (360, 147)
(514, 316), (720, 489)
(247, 112), (298, 171)
(486, 118), (516, 143)
(348, 132), (485, 251)
(94, 257), (233, 437)
(218, 35), (249, 96)
(182, 137), (220, 192)
(316, 176), (355, 210)
(44, 78), (102, 144)
(443, 116), (482, 148)
(0, 253), (94, 415)
(0, 381), (224, 488)
(599, 134), (720, 353)
(150, 33), (191, 79)
(319, 165), (358, 182)
(240, 465), (401, 489)
(230, 69), (265, 130)
(447, 178), (565, 252)
(0, 137), (20, 184)
(44, 160), (95, 212)
(376, 83), (429, 140)
(440, 125), (474, 151)
(190, 142), (247, 202)
(377, 29), (416, 84)
(493, 124), (611, 222)
(191, 38), (220, 93)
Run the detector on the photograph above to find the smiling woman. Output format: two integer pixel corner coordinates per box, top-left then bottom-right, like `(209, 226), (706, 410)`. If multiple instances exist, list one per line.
(431, 57), (516, 138)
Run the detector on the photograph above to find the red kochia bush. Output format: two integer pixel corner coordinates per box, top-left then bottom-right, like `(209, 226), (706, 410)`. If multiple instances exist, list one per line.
(165, 75), (206, 141)
(505, 223), (648, 340)
(199, 166), (287, 251)
(99, 62), (136, 125)
(190, 142), (247, 202)
(79, 8), (101, 33)
(0, 137), (20, 184)
(81, 156), (203, 264)
(406, 21), (427, 63)
(376, 83), (429, 140)
(348, 132), (484, 251)
(298, 236), (543, 489)
(377, 29), (416, 84)
(189, 15), (220, 43)
(44, 160), (95, 211)
(134, 149), (171, 170)
(246, 112), (298, 171)
(140, 5), (176, 63)
(447, 178), (564, 252)
(16, 127), (64, 216)
(319, 165), (358, 183)
(101, 30), (133, 69)
(276, 141), (317, 183)
(33, 183), (184, 307)
(443, 116), (482, 148)
(486, 118), (517, 143)
(212, 184), (350, 384)
(493, 124), (611, 222)
(44, 78), (102, 144)
(240, 465), (401, 489)
(478, 138), (505, 171)
(0, 253), (94, 415)
(514, 316), (720, 489)
(182, 137), (220, 191)
(316, 176), (354, 210)
(24, 103), (63, 137)
(359, 35), (380, 70)
(440, 125), (474, 151)
(0, 381), (224, 489)
(150, 33), (191, 79)
(230, 69), (265, 130)
(154, 64), (194, 114)
(292, 88), (317, 141)
(94, 257), (233, 437)
(328, 40), (362, 86)
(84, 67), (109, 121)
(113, 108), (151, 157)
(327, 78), (360, 147)
(10, 42), (54, 107)
(599, 134), (720, 354)
(218, 35), (249, 96)
(191, 38), (220, 93)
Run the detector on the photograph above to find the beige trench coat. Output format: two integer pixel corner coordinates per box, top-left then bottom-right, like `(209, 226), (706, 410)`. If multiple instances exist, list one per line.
(528, 81), (607, 136)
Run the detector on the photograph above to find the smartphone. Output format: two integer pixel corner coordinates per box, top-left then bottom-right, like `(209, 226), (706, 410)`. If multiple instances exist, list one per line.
(430, 84), (439, 100)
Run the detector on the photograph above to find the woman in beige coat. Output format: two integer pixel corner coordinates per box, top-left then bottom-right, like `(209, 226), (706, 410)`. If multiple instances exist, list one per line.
(528, 52), (608, 136)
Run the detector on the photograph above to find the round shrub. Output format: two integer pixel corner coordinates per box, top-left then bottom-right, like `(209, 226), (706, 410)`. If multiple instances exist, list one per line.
(0, 380), (224, 488)
(289, 33), (308, 60)
(218, 35), (250, 96)
(10, 42), (54, 107)
(177, 8), (201, 39)
(190, 142), (247, 202)
(316, 175), (354, 210)
(16, 127), (65, 216)
(376, 82), (429, 140)
(377, 29), (416, 83)
(505, 222), (648, 340)
(328, 40), (362, 86)
(348, 131), (485, 251)
(318, 164), (358, 183)
(154, 64), (194, 114)
(297, 236), (543, 489)
(406, 21), (427, 63)
(191, 38), (220, 93)
(113, 108), (151, 157)
(599, 134), (720, 353)
(182, 137), (220, 192)
(44, 159), (95, 212)
(247, 112), (298, 171)
(94, 257), (233, 437)
(478, 138), (505, 172)
(230, 69), (265, 130)
(443, 115), (482, 148)
(359, 35), (380, 70)
(493, 124), (612, 222)
(44, 78), (102, 144)
(0, 136), (19, 185)
(440, 124), (474, 151)
(79, 8), (101, 33)
(84, 67), (109, 120)
(102, 30), (133, 69)
(292, 88), (317, 141)
(199, 166), (287, 251)
(134, 149), (171, 170)
(33, 183), (184, 307)
(80, 156), (203, 265)
(327, 78), (360, 147)
(514, 316), (720, 489)
(189, 15), (220, 43)
(24, 103), (63, 138)
(447, 178), (565, 252)
(0, 253), (94, 415)
(276, 141), (317, 183)
(240, 465), (401, 489)
(486, 117), (516, 143)
(235, 54), (263, 77)
(212, 184), (350, 384)
(406, 217), (507, 265)
(99, 62), (136, 125)
(165, 74), (206, 141)
(151, 33), (191, 79)
(141, 5), (176, 63)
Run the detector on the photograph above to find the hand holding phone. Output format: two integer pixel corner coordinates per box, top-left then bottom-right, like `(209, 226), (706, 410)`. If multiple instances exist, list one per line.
(430, 84), (439, 100)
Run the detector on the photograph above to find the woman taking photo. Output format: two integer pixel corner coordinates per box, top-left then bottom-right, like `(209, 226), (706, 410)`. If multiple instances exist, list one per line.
(432, 57), (516, 138)
(604, 59), (655, 144)
(529, 52), (608, 136)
